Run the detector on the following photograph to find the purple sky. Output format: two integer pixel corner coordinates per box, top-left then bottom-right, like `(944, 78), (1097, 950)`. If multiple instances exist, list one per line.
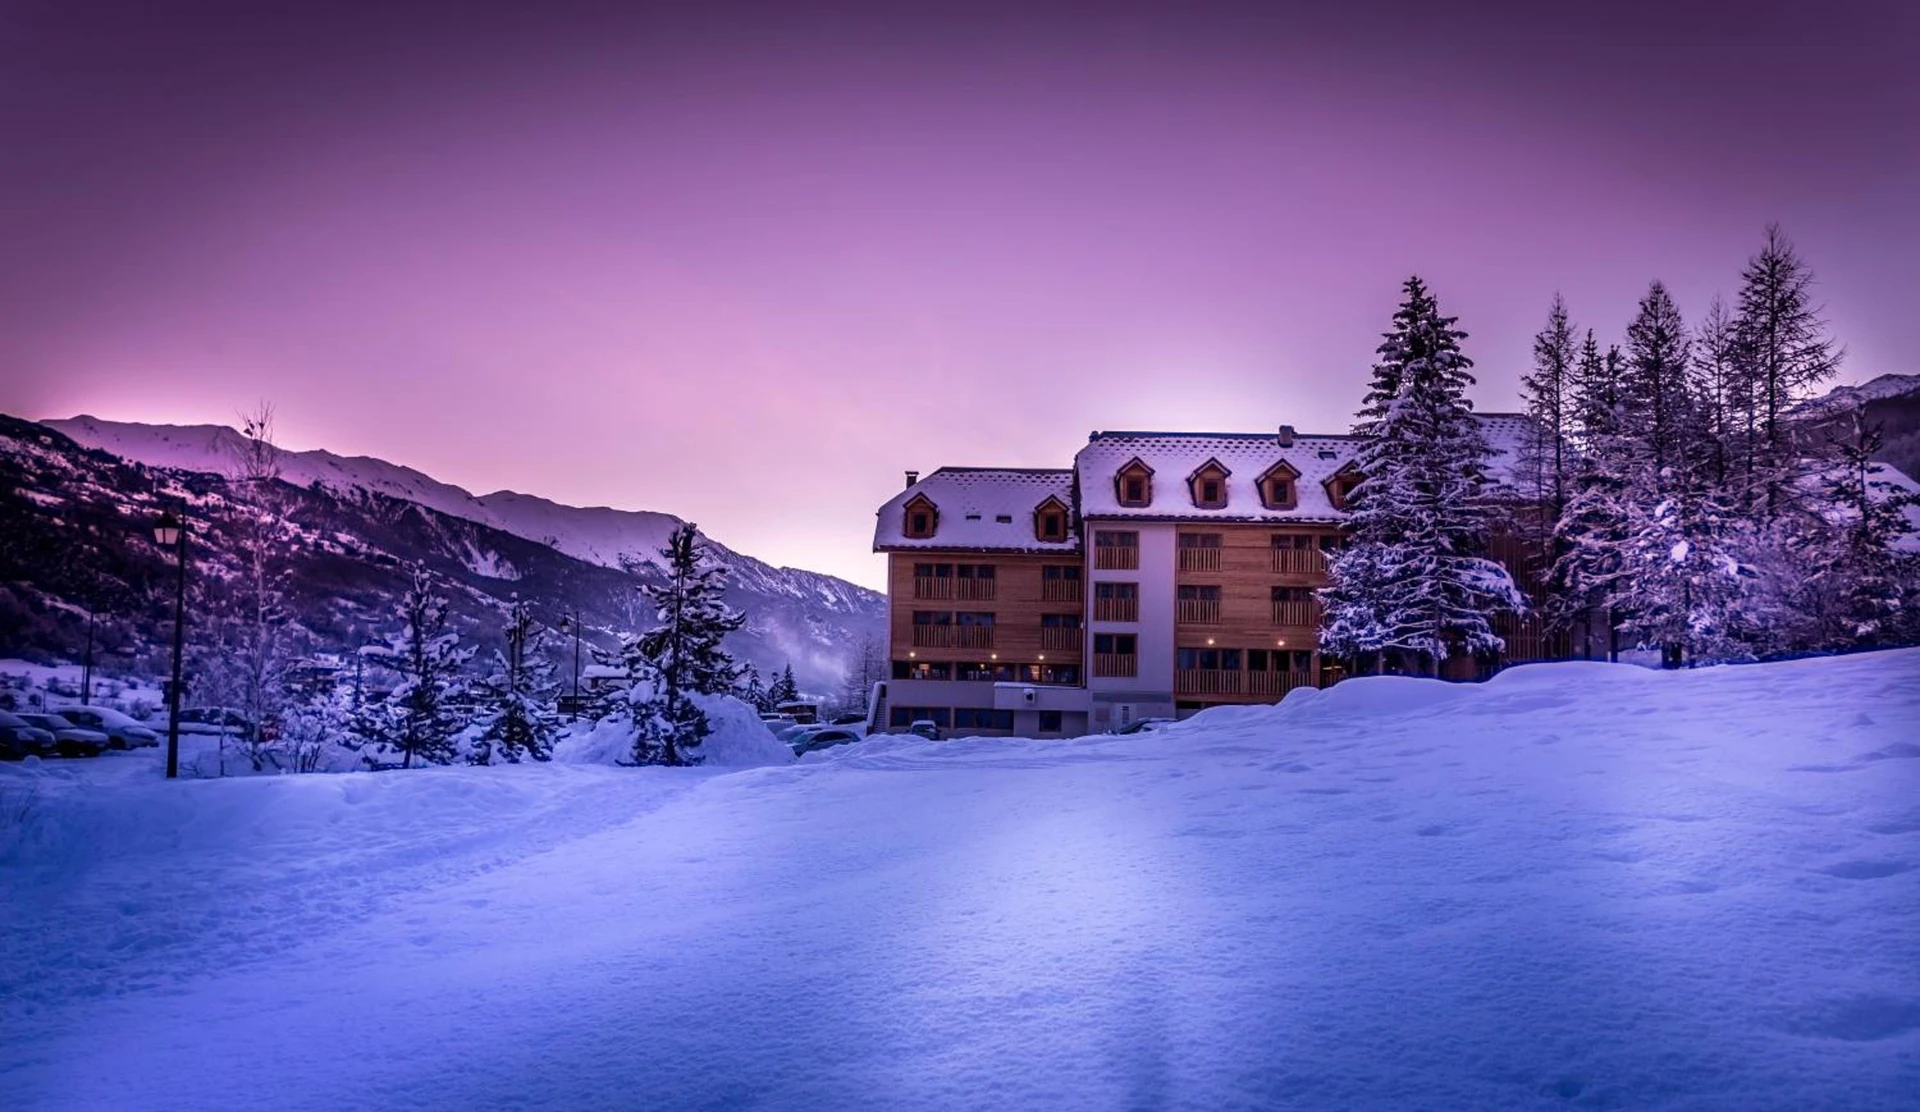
(3, 1), (1915, 590)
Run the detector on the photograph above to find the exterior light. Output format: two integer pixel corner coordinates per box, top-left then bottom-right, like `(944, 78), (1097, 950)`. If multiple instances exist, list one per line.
(153, 510), (182, 547)
(908, 651), (916, 658)
(1037, 654), (1045, 661)
(1206, 638), (1215, 646)
(1278, 639), (1286, 646)
(990, 653), (998, 660)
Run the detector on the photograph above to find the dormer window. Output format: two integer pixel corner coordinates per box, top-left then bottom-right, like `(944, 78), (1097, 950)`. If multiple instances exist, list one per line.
(1033, 496), (1070, 543)
(1323, 464), (1363, 512)
(1257, 459), (1301, 510)
(1114, 458), (1155, 508)
(903, 494), (939, 539)
(1186, 459), (1231, 510)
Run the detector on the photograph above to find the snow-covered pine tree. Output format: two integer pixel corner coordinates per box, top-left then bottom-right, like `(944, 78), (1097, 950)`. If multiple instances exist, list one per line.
(1804, 414), (1920, 647)
(1621, 281), (1694, 484)
(366, 565), (472, 768)
(737, 662), (769, 713)
(1520, 294), (1575, 530)
(1691, 296), (1743, 488)
(471, 596), (560, 765)
(768, 663), (799, 707)
(624, 523), (746, 765)
(836, 635), (883, 719)
(1319, 276), (1524, 675)
(1551, 334), (1633, 651)
(1731, 225), (1843, 519)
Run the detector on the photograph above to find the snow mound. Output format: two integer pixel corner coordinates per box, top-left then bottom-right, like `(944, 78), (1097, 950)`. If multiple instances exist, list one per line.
(553, 693), (790, 767)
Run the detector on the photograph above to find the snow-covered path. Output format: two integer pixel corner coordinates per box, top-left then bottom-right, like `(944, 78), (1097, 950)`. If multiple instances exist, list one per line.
(5, 653), (1919, 1110)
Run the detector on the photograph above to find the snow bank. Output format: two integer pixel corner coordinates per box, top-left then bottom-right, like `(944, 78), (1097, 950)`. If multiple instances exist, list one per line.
(5, 650), (1918, 1111)
(552, 692), (790, 767)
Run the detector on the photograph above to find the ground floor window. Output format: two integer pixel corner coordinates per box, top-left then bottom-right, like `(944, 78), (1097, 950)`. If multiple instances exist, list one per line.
(889, 706), (952, 728)
(953, 708), (1015, 730)
(1038, 711), (1063, 733)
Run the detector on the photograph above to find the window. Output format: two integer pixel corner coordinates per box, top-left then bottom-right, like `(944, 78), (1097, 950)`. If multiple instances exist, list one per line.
(912, 610), (954, 625)
(1318, 534), (1344, 551)
(1267, 479), (1291, 504)
(956, 564), (995, 580)
(1271, 586), (1312, 602)
(1041, 613), (1082, 629)
(892, 660), (952, 680)
(1095, 530), (1140, 569)
(1042, 565), (1081, 582)
(956, 662), (1013, 681)
(956, 612), (995, 628)
(1038, 512), (1066, 540)
(1258, 462), (1300, 510)
(1249, 650), (1314, 672)
(889, 706), (952, 728)
(1177, 585), (1221, 601)
(1115, 460), (1154, 508)
(1177, 533), (1222, 549)
(1038, 711), (1063, 733)
(954, 708), (1016, 731)
(1096, 530), (1139, 549)
(1202, 479), (1220, 503)
(1125, 478), (1146, 502)
(1094, 633), (1137, 655)
(903, 494), (939, 539)
(1176, 648), (1241, 670)
(914, 562), (955, 577)
(1094, 582), (1138, 600)
(995, 514), (1013, 524)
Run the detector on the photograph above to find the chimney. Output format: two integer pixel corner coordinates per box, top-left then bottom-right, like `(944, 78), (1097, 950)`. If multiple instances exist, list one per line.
(1277, 425), (1295, 448)
(904, 470), (919, 489)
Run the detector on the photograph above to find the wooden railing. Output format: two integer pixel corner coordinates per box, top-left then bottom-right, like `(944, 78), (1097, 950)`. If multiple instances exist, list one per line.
(912, 576), (951, 599)
(1095, 545), (1139, 570)
(1040, 578), (1082, 602)
(1093, 597), (1139, 623)
(1270, 547), (1326, 574)
(911, 625), (994, 649)
(1177, 547), (1221, 572)
(1176, 598), (1221, 624)
(953, 577), (996, 601)
(1270, 599), (1320, 627)
(1175, 669), (1242, 695)
(1040, 627), (1081, 652)
(1093, 653), (1138, 678)
(1247, 671), (1314, 698)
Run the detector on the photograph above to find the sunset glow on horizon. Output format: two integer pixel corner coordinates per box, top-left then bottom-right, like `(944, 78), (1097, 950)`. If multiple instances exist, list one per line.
(3, 0), (1914, 590)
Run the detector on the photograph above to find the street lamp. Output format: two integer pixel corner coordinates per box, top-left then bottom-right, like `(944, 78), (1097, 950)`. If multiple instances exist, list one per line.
(153, 507), (188, 779)
(557, 610), (582, 720)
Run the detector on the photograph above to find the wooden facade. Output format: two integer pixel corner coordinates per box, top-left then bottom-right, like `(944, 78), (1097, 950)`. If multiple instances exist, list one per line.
(1169, 524), (1338, 705)
(888, 552), (1086, 668)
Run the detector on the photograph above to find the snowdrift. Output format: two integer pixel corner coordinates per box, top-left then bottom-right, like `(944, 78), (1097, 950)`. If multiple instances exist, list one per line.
(553, 692), (791, 767)
(4, 650), (1917, 1111)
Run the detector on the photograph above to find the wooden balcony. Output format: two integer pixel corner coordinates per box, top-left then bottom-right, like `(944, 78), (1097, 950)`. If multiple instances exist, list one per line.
(1040, 627), (1082, 652)
(1095, 545), (1139, 570)
(1270, 599), (1320, 627)
(1176, 598), (1221, 624)
(1177, 547), (1221, 572)
(1040, 578), (1083, 602)
(1269, 547), (1327, 575)
(912, 576), (951, 599)
(1093, 653), (1138, 678)
(952, 577), (996, 601)
(1247, 671), (1314, 698)
(1093, 596), (1139, 623)
(911, 625), (994, 650)
(1175, 669), (1243, 695)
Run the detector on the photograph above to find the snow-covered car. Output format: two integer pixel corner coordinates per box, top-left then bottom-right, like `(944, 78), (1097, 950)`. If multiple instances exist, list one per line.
(0, 711), (58, 759)
(174, 708), (255, 736)
(15, 712), (110, 757)
(908, 719), (942, 741)
(793, 728), (863, 755)
(1108, 717), (1173, 736)
(50, 705), (161, 749)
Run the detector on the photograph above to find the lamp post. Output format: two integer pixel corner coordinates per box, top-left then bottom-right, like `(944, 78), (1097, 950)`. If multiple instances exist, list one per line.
(81, 602), (96, 705)
(153, 507), (188, 780)
(558, 610), (582, 719)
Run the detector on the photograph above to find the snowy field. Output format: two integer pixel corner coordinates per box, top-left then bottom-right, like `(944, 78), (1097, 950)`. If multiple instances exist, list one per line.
(4, 652), (1918, 1110)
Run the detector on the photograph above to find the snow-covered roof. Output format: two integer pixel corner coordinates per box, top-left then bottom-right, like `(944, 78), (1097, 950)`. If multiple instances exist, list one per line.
(1074, 414), (1535, 523)
(873, 468), (1079, 553)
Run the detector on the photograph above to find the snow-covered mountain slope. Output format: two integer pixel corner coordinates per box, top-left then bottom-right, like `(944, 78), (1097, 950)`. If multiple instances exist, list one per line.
(45, 415), (870, 609)
(1790, 373), (1920, 487)
(5, 650), (1917, 1110)
(1792, 373), (1920, 417)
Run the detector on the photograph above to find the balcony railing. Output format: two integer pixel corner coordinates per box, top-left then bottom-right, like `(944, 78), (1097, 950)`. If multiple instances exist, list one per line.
(1270, 547), (1327, 574)
(1247, 671), (1314, 698)
(1176, 547), (1221, 572)
(953, 577), (996, 601)
(1176, 598), (1221, 624)
(1040, 627), (1082, 652)
(1093, 653), (1138, 678)
(911, 625), (994, 649)
(912, 576), (951, 599)
(1270, 599), (1320, 627)
(1095, 545), (1139, 570)
(1040, 578), (1083, 602)
(1175, 669), (1242, 695)
(1093, 596), (1139, 623)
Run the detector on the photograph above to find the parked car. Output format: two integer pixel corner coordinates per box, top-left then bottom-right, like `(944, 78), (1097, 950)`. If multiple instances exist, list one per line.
(174, 707), (256, 736)
(908, 719), (943, 741)
(49, 705), (161, 749)
(15, 712), (110, 758)
(793, 728), (862, 755)
(0, 711), (58, 759)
